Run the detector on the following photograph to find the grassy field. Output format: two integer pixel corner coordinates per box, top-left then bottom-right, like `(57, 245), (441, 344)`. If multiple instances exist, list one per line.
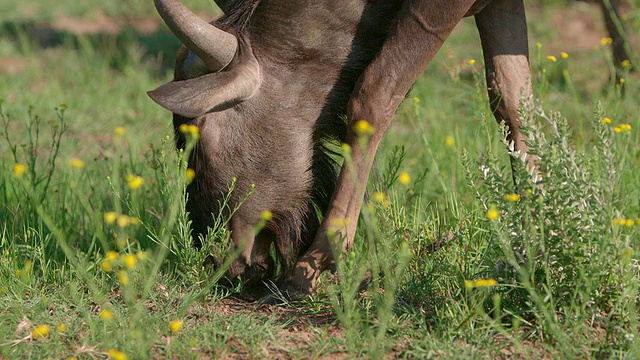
(1, 0), (639, 358)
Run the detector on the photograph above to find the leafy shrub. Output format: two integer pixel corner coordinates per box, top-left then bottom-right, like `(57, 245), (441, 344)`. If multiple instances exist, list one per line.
(464, 102), (639, 350)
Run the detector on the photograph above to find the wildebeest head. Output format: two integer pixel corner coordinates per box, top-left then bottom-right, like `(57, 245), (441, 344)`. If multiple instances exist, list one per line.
(148, 0), (402, 286)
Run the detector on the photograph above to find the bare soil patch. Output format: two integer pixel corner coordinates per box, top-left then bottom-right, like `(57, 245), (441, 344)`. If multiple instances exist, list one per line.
(544, 2), (636, 53)
(184, 297), (344, 359)
(551, 4), (607, 51)
(0, 56), (26, 75)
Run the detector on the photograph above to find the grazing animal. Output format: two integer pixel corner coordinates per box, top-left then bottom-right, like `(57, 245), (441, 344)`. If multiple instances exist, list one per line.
(148, 0), (533, 298)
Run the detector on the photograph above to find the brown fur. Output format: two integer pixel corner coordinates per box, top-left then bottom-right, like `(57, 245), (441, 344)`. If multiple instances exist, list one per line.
(151, 0), (534, 294)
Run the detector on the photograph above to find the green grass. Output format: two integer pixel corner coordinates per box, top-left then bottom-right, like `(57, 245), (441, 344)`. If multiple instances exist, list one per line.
(1, 1), (640, 358)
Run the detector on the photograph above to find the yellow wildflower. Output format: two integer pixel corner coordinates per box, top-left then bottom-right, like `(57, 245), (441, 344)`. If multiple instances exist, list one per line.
(169, 320), (184, 334)
(106, 349), (128, 360)
(125, 174), (144, 190)
(398, 171), (411, 185)
(12, 164), (27, 177)
(485, 207), (499, 220)
(444, 135), (455, 147)
(261, 210), (273, 221)
(372, 191), (387, 203)
(412, 96), (421, 103)
(116, 215), (131, 228)
(185, 168), (196, 183)
(468, 59), (476, 65)
(341, 143), (351, 154)
(114, 127), (126, 136)
(123, 254), (137, 269)
(546, 55), (557, 62)
(353, 120), (373, 135)
(621, 59), (631, 68)
(600, 117), (612, 124)
(69, 158), (85, 169)
(613, 218), (627, 226)
(600, 37), (613, 45)
(179, 124), (200, 136)
(560, 52), (569, 59)
(116, 217), (136, 228)
(117, 271), (130, 286)
(504, 193), (520, 202)
(104, 212), (118, 225)
(625, 219), (635, 227)
(465, 278), (498, 289)
(57, 323), (68, 333)
(106, 250), (118, 261)
(101, 260), (112, 272)
(614, 124), (632, 133)
(619, 78), (625, 84)
(31, 324), (51, 339)
(100, 309), (114, 320)
(477, 278), (497, 287)
(536, 42), (542, 49)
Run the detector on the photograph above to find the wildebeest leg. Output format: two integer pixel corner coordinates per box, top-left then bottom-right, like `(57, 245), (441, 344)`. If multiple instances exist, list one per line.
(475, 0), (534, 170)
(285, 0), (478, 296)
(600, 0), (633, 78)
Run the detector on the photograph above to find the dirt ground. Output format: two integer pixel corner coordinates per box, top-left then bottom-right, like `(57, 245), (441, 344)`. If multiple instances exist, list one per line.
(185, 297), (347, 359)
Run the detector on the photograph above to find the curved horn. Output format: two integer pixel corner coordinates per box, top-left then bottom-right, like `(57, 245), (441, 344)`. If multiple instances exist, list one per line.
(154, 0), (238, 71)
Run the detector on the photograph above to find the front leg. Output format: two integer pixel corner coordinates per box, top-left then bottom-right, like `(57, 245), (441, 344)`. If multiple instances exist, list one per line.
(284, 0), (477, 296)
(475, 0), (533, 170)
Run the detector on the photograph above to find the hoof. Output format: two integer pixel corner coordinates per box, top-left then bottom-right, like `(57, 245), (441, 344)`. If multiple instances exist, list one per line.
(257, 282), (311, 305)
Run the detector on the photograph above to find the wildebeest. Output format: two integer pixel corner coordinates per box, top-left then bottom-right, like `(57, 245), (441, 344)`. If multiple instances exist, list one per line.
(148, 0), (533, 298)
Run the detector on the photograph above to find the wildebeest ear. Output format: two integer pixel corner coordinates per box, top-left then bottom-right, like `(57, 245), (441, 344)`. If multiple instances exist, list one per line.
(148, 46), (261, 118)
